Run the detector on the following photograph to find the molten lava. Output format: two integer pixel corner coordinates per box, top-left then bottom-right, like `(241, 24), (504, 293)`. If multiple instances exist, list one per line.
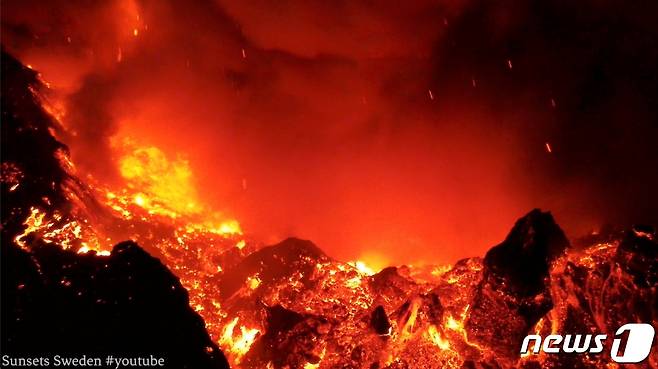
(4, 59), (657, 369)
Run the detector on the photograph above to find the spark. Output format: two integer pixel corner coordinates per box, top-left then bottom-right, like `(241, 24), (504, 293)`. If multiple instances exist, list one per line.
(545, 142), (552, 153)
(428, 89), (434, 100)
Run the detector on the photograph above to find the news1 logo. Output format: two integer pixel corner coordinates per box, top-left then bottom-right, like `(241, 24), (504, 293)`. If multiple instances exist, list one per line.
(520, 323), (656, 363)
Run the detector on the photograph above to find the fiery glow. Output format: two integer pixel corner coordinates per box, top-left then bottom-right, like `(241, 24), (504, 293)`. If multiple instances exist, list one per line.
(219, 317), (260, 363)
(14, 207), (46, 248)
(118, 144), (202, 217)
(183, 220), (242, 236)
(5, 0), (657, 366)
(431, 265), (452, 277)
(9, 133), (646, 369)
(11, 131), (245, 364)
(246, 275), (261, 290)
(445, 315), (461, 331)
(13, 207), (108, 253)
(427, 325), (451, 350)
(106, 140), (243, 238)
(78, 245), (111, 256)
(399, 298), (420, 341)
(348, 260), (376, 276)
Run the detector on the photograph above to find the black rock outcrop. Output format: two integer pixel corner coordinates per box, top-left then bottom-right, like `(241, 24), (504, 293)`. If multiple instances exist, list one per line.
(466, 209), (569, 358)
(219, 237), (330, 300)
(2, 240), (230, 369)
(1, 49), (230, 369)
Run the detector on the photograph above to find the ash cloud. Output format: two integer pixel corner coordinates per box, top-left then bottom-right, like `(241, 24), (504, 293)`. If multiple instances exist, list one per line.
(2, 0), (657, 264)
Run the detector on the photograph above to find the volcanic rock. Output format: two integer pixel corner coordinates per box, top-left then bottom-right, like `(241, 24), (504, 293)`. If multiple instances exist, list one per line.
(1, 240), (229, 369)
(1, 49), (231, 368)
(466, 209), (569, 358)
(431, 257), (483, 316)
(1, 50), (73, 237)
(5, 47), (658, 369)
(393, 292), (443, 331)
(369, 266), (417, 311)
(219, 237), (330, 299)
(482, 209), (569, 296)
(242, 304), (329, 369)
(370, 305), (392, 335)
(615, 226), (658, 288)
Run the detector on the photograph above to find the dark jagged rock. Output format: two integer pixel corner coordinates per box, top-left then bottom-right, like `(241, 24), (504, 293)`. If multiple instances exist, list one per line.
(535, 226), (658, 368)
(483, 209), (569, 297)
(393, 292), (443, 331)
(1, 240), (229, 369)
(615, 226), (658, 288)
(597, 226), (657, 337)
(219, 237), (330, 299)
(370, 305), (391, 335)
(369, 266), (417, 311)
(1, 49), (73, 238)
(431, 257), (483, 317)
(369, 266), (416, 297)
(1, 49), (230, 368)
(243, 304), (328, 369)
(263, 304), (306, 335)
(466, 209), (569, 358)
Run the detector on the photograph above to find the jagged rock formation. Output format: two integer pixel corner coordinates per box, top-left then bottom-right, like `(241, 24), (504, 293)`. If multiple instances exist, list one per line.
(220, 237), (330, 300)
(1, 50), (73, 237)
(1, 49), (230, 369)
(2, 240), (230, 369)
(466, 209), (570, 358)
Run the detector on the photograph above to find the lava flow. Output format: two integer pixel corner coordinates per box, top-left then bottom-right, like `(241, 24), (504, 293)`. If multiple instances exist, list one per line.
(3, 0), (658, 357)
(3, 55), (657, 369)
(10, 121), (254, 362)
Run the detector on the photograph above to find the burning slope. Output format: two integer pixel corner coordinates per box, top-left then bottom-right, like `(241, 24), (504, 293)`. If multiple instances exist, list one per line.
(2, 51), (657, 369)
(1, 50), (230, 369)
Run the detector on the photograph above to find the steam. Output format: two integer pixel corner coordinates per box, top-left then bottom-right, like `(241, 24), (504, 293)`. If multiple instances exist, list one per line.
(3, 0), (657, 264)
